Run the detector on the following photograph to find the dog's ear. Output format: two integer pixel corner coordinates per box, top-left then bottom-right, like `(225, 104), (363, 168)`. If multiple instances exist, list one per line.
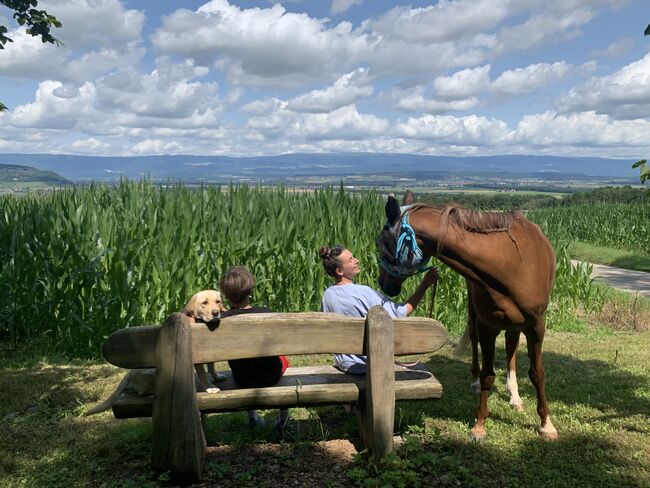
(386, 195), (400, 226)
(182, 295), (197, 317)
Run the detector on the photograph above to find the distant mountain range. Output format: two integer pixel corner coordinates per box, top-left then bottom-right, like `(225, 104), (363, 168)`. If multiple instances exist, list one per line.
(0, 152), (639, 183)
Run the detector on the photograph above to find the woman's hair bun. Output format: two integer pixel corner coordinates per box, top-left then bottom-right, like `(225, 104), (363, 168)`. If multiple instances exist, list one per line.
(319, 246), (331, 260)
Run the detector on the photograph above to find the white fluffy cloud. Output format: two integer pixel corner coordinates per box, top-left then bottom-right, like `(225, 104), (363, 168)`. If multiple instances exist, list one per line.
(434, 65), (491, 99)
(152, 0), (372, 87)
(515, 110), (650, 147)
(247, 104), (388, 141)
(396, 114), (513, 146)
(558, 53), (650, 120)
(362, 0), (511, 44)
(386, 85), (479, 114)
(285, 69), (373, 113)
(45, 0), (144, 49)
(0, 0), (145, 82)
(491, 62), (574, 95)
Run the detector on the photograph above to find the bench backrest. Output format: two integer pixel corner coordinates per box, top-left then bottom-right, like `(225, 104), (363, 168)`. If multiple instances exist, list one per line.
(103, 312), (448, 369)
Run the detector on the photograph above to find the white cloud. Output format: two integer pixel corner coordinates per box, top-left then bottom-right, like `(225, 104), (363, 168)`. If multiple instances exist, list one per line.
(247, 104), (388, 141)
(286, 68), (373, 113)
(45, 0), (144, 49)
(434, 65), (491, 99)
(491, 62), (574, 95)
(363, 0), (511, 44)
(0, 0), (145, 82)
(0, 29), (65, 78)
(386, 85), (479, 114)
(132, 139), (184, 155)
(331, 0), (363, 16)
(152, 0), (372, 87)
(71, 138), (111, 153)
(396, 114), (513, 146)
(591, 38), (634, 57)
(95, 58), (220, 120)
(515, 110), (650, 147)
(558, 53), (650, 119)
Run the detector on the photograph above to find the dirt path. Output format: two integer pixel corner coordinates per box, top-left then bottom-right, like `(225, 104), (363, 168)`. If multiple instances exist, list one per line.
(572, 260), (650, 297)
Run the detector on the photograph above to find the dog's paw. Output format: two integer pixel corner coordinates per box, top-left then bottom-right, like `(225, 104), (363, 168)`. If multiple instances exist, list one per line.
(206, 387), (220, 393)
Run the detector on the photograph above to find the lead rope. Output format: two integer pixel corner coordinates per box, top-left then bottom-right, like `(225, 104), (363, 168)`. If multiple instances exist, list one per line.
(396, 280), (437, 369)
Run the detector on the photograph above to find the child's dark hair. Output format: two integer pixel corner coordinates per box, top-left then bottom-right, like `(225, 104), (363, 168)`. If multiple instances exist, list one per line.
(219, 266), (255, 304)
(319, 245), (345, 278)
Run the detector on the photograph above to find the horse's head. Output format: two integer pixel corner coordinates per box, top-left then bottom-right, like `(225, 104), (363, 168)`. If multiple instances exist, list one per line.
(376, 194), (430, 297)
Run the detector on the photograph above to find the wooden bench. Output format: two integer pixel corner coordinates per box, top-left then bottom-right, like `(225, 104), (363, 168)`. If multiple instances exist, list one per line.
(101, 306), (447, 483)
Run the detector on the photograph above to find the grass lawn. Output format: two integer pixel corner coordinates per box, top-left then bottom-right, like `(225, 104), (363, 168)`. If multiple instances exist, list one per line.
(569, 241), (650, 272)
(1, 327), (649, 488)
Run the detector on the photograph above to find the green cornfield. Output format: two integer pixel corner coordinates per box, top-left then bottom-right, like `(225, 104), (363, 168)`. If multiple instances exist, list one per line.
(0, 181), (613, 356)
(527, 203), (649, 254)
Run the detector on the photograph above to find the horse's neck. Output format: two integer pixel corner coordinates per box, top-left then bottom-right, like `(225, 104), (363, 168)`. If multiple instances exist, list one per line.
(411, 208), (498, 284)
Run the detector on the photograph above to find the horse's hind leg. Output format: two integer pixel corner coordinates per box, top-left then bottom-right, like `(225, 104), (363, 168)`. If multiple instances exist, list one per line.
(524, 317), (558, 440)
(469, 325), (499, 442)
(505, 330), (524, 412)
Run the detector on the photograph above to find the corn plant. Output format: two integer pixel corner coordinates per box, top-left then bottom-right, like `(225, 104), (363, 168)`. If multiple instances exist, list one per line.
(0, 181), (613, 356)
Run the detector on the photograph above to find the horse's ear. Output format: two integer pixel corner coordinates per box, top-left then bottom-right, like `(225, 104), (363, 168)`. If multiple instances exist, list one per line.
(402, 189), (415, 205)
(386, 196), (400, 226)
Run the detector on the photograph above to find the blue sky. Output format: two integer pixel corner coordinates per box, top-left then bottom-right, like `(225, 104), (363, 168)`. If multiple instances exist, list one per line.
(0, 0), (649, 158)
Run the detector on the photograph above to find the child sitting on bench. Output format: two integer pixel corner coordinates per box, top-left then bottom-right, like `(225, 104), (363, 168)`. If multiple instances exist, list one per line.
(219, 266), (290, 431)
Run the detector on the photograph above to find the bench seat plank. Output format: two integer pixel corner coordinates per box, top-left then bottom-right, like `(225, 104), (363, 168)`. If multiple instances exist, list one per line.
(112, 364), (442, 419)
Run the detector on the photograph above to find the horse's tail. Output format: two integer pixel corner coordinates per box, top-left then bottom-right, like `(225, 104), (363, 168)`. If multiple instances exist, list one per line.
(454, 322), (472, 357)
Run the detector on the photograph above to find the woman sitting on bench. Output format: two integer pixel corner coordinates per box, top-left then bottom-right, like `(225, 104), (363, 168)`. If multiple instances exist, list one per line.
(318, 245), (438, 374)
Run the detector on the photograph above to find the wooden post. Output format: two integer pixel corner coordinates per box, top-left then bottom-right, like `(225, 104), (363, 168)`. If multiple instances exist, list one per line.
(364, 305), (395, 458)
(151, 313), (205, 483)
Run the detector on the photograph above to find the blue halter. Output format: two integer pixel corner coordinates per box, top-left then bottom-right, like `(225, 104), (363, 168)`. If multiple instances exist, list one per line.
(379, 209), (432, 278)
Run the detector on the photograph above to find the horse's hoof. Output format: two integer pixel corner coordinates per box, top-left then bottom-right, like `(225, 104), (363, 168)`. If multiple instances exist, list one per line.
(469, 429), (486, 442)
(538, 427), (559, 441)
(511, 402), (525, 412)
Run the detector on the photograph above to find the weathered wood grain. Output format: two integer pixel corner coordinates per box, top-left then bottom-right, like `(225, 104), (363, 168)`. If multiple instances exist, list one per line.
(364, 306), (395, 458)
(102, 312), (447, 368)
(111, 365), (443, 417)
(151, 313), (205, 483)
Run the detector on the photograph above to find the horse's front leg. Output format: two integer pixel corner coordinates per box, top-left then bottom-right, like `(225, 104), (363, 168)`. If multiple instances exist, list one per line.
(505, 330), (524, 412)
(467, 285), (481, 393)
(469, 326), (498, 441)
(524, 318), (558, 440)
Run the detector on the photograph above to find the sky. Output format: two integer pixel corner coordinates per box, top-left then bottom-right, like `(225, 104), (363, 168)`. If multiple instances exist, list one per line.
(0, 0), (649, 159)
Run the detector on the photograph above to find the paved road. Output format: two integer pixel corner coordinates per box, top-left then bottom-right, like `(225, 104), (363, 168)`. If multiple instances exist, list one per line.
(572, 260), (650, 298)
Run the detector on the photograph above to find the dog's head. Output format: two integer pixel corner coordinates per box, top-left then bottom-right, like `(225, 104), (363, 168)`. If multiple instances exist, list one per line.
(182, 289), (227, 324)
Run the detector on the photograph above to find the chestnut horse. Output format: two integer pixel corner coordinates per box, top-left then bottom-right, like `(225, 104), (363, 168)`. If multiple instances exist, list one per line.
(376, 193), (558, 441)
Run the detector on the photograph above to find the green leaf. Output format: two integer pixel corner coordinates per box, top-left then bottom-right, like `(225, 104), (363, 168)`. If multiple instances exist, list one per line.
(632, 159), (647, 169)
(645, 24), (650, 36)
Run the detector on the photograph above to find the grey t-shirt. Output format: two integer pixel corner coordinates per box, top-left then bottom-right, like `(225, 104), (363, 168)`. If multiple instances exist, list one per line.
(321, 283), (408, 373)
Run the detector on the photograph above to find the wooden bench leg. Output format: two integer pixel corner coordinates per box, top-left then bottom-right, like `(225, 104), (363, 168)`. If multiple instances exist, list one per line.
(364, 306), (395, 459)
(151, 313), (206, 483)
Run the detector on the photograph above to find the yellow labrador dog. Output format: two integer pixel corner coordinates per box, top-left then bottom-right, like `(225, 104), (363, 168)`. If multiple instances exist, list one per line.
(182, 289), (228, 392)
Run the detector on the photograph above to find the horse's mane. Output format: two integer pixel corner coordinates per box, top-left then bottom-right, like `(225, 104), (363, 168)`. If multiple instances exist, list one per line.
(408, 203), (520, 255)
